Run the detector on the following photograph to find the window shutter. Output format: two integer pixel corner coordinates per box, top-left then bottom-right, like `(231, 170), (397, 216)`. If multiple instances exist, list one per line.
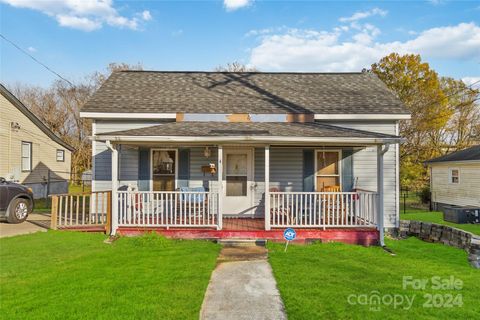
(137, 148), (150, 191)
(342, 148), (354, 191)
(178, 148), (190, 188)
(303, 149), (315, 192)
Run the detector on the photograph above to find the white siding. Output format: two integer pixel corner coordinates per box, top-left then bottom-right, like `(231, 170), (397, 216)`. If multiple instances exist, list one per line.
(431, 162), (480, 207)
(318, 121), (399, 228)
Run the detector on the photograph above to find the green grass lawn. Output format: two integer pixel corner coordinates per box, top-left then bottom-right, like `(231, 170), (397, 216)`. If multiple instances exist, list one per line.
(401, 209), (480, 236)
(269, 238), (480, 320)
(0, 232), (220, 319)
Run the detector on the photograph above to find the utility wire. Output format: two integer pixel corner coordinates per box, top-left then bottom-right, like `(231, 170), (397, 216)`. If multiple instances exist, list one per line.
(0, 33), (74, 87)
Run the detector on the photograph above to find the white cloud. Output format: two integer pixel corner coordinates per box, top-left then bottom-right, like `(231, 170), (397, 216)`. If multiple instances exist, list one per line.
(27, 46), (36, 53)
(0, 0), (150, 31)
(171, 29), (183, 37)
(141, 10), (152, 21)
(462, 77), (480, 88)
(339, 8), (387, 23)
(249, 22), (480, 72)
(224, 0), (253, 12)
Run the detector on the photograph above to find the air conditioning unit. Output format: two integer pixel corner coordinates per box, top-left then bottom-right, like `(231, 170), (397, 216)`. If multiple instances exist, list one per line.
(443, 206), (480, 224)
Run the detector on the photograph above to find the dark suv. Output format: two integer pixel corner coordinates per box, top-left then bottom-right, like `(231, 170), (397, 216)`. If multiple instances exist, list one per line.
(0, 177), (34, 223)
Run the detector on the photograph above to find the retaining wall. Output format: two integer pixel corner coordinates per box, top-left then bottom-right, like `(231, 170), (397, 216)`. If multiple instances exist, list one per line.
(399, 220), (480, 269)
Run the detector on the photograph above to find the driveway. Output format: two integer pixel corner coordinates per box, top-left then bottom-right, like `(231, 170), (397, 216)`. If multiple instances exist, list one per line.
(0, 213), (50, 238)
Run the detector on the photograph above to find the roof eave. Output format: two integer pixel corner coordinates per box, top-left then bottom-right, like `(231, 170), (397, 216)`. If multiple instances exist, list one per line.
(94, 135), (402, 145)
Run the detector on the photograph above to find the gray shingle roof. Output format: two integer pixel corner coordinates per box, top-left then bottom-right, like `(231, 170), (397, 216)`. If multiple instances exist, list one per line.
(98, 122), (399, 139)
(82, 71), (408, 115)
(426, 145), (480, 163)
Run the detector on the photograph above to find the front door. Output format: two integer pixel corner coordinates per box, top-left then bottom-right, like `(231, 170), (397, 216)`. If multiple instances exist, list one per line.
(222, 148), (254, 216)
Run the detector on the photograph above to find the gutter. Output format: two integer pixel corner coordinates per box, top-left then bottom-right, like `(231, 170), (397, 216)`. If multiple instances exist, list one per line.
(93, 135), (402, 145)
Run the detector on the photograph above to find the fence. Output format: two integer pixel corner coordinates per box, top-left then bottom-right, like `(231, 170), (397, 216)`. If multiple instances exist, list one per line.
(50, 191), (111, 232)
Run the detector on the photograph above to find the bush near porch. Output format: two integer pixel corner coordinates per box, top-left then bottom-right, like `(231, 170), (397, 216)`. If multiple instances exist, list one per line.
(0, 232), (220, 320)
(268, 238), (480, 320)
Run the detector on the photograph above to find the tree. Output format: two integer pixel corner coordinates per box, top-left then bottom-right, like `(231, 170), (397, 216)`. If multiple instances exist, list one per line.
(214, 61), (258, 72)
(10, 62), (143, 179)
(371, 53), (480, 190)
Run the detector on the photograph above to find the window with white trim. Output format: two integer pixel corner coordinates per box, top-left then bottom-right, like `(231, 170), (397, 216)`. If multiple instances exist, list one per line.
(56, 149), (65, 162)
(21, 141), (32, 172)
(315, 150), (341, 191)
(449, 168), (459, 184)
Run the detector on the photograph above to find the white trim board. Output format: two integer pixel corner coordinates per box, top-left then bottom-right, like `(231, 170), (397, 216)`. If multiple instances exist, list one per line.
(94, 135), (402, 145)
(81, 112), (411, 121)
(314, 114), (411, 120)
(80, 112), (176, 119)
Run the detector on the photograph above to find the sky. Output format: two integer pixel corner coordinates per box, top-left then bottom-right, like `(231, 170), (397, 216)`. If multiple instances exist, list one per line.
(0, 0), (479, 87)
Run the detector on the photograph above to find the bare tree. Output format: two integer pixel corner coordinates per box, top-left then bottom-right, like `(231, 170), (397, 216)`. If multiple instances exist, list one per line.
(10, 62), (143, 178)
(214, 61), (258, 72)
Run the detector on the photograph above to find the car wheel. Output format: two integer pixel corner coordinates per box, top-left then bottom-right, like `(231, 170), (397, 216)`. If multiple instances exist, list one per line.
(7, 198), (30, 223)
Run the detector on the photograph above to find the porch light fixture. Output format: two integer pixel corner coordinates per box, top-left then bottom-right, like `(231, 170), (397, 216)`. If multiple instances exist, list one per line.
(204, 146), (211, 158)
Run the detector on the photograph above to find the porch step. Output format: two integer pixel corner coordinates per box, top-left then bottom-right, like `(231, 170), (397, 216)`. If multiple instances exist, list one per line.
(217, 238), (267, 247)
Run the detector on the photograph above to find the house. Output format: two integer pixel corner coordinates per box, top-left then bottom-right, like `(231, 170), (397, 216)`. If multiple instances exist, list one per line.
(426, 145), (480, 211)
(0, 84), (73, 198)
(79, 71), (410, 245)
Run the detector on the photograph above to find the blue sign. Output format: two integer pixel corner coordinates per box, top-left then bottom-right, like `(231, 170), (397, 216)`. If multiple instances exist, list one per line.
(283, 228), (296, 241)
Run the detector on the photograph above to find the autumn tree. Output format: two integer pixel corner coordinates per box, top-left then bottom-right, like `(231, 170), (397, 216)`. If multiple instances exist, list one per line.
(371, 53), (480, 190)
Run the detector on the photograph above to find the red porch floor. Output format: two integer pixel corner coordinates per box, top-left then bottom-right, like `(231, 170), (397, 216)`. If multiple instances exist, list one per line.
(117, 218), (379, 246)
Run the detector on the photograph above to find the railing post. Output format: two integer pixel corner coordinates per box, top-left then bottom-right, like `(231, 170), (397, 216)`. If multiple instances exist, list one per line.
(265, 145), (270, 230)
(50, 196), (58, 230)
(105, 191), (112, 234)
(217, 145), (223, 230)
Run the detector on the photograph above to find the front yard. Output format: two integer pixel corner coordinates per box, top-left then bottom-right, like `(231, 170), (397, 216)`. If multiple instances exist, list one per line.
(0, 232), (220, 319)
(268, 238), (480, 319)
(2, 230), (479, 319)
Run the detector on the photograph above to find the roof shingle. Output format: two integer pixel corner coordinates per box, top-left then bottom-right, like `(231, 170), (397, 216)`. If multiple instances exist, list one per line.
(82, 71), (408, 115)
(426, 145), (480, 163)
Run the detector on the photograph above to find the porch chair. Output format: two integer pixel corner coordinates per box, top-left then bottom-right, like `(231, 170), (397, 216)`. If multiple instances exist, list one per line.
(321, 185), (348, 225)
(269, 187), (295, 225)
(177, 186), (209, 223)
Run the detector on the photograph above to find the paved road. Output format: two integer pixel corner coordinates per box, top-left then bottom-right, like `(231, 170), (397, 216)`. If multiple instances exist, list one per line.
(200, 245), (287, 320)
(0, 213), (50, 238)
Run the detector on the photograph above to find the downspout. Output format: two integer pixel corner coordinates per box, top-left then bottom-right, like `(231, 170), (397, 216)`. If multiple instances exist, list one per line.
(377, 143), (390, 247)
(106, 140), (119, 236)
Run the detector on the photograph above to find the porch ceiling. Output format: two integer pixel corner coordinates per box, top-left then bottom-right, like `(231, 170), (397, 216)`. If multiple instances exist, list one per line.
(95, 122), (401, 145)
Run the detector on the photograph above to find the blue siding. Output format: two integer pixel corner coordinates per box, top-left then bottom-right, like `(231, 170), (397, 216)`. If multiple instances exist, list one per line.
(137, 148), (150, 191)
(303, 149), (315, 192)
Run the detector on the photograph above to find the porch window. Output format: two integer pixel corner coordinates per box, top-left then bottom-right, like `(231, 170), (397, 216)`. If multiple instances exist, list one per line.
(226, 153), (247, 196)
(151, 149), (177, 191)
(315, 150), (341, 191)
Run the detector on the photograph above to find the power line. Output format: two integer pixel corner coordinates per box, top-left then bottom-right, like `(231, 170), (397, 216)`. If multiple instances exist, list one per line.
(0, 33), (73, 87)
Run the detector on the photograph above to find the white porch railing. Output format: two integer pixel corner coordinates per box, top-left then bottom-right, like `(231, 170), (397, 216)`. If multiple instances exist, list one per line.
(269, 191), (378, 228)
(117, 191), (219, 229)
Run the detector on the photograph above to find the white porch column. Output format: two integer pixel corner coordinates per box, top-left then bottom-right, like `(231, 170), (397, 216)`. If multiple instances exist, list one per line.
(107, 141), (119, 235)
(265, 145), (270, 230)
(217, 145), (223, 230)
(377, 144), (389, 246)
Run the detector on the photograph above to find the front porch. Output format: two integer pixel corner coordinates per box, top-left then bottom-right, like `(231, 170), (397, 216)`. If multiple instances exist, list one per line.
(88, 121), (400, 244)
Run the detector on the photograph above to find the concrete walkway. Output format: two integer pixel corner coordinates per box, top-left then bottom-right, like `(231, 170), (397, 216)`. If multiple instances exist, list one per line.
(200, 245), (287, 320)
(0, 213), (50, 238)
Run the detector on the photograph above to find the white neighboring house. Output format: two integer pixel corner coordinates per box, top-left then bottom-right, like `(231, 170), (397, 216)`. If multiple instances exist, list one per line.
(0, 84), (74, 198)
(426, 145), (480, 210)
(79, 71), (411, 244)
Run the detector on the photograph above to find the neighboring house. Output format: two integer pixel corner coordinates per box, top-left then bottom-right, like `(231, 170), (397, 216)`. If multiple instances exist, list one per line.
(426, 145), (480, 210)
(0, 85), (74, 198)
(80, 71), (410, 244)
